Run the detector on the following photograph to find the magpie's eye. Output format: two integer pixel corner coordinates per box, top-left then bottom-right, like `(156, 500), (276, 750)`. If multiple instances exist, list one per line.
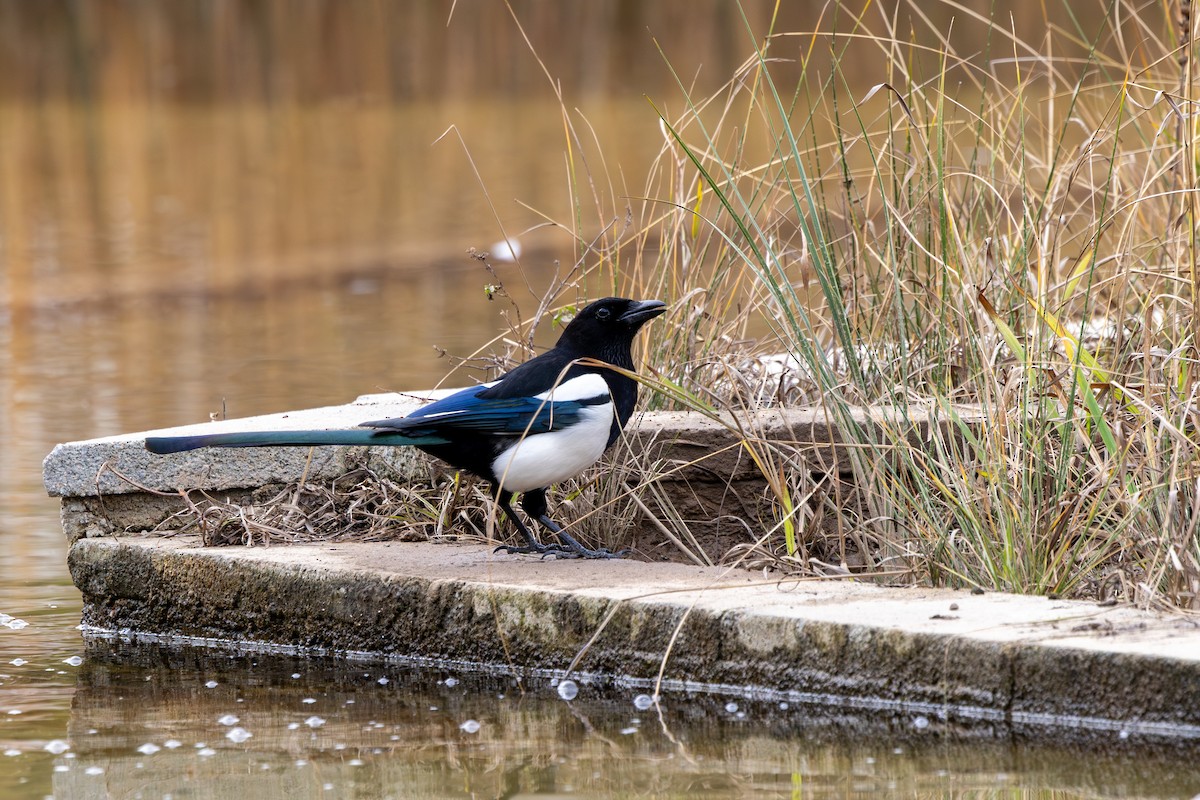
(595, 307), (612, 321)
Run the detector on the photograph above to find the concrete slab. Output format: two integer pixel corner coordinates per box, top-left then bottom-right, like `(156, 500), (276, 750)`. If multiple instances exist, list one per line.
(43, 395), (983, 498)
(48, 396), (1200, 738)
(69, 535), (1200, 736)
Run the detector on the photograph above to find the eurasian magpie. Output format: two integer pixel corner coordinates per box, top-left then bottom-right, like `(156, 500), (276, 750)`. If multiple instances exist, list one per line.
(145, 297), (667, 559)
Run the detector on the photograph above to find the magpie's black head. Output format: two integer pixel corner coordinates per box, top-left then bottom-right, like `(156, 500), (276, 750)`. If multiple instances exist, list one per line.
(556, 297), (667, 362)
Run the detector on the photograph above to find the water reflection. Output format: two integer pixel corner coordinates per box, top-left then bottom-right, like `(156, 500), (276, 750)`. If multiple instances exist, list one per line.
(2, 639), (1187, 799)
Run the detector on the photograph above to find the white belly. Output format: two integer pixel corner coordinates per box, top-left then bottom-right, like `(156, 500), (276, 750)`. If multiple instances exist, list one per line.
(490, 401), (614, 492)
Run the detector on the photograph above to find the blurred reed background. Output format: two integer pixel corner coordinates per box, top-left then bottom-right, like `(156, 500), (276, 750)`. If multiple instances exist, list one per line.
(0, 0), (812, 308)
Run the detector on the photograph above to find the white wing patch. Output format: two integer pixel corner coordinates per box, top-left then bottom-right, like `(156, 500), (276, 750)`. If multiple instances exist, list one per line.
(533, 372), (609, 403)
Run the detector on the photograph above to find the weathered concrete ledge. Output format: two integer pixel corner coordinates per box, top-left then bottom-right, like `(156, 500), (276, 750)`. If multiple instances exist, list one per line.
(44, 392), (977, 499)
(69, 536), (1200, 735)
(43, 395), (1200, 736)
(43, 393), (981, 546)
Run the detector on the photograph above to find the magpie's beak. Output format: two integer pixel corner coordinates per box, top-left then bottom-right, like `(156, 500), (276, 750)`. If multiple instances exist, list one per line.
(619, 299), (667, 326)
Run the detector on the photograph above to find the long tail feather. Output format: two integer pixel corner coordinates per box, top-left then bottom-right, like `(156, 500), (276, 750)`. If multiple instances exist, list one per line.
(145, 429), (446, 454)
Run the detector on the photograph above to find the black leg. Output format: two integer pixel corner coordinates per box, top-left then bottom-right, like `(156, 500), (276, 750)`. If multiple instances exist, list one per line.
(492, 488), (566, 556)
(520, 489), (630, 560)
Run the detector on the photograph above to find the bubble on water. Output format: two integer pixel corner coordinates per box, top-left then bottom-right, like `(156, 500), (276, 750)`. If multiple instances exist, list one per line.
(304, 716), (326, 728)
(9, 659), (27, 667)
(44, 740), (70, 755)
(217, 714), (239, 726)
(459, 719), (481, 734)
(348, 758), (364, 766)
(198, 748), (216, 757)
(291, 673), (301, 679)
(779, 702), (789, 710)
(913, 716), (929, 730)
(287, 722), (300, 730)
(620, 727), (638, 735)
(295, 759), (309, 767)
(54, 764), (69, 773)
(4, 748), (20, 757)
(302, 698), (317, 705)
(633, 694), (655, 711)
(84, 766), (104, 776)
(377, 677), (389, 685)
(62, 656), (83, 667)
(3, 617), (29, 630)
(135, 743), (160, 755)
(226, 727), (252, 743)
(205, 680), (219, 689)
(724, 702), (739, 714)
(1118, 729), (1130, 740)
(556, 680), (578, 701)
(444, 677), (459, 687)
(164, 740), (182, 749)
(7, 709), (22, 715)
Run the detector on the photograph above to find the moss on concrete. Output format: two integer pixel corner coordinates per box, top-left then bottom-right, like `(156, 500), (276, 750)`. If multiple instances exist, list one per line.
(68, 536), (1200, 735)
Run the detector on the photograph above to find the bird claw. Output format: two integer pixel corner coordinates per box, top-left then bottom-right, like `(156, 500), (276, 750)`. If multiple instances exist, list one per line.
(493, 541), (630, 560)
(493, 542), (569, 557)
(552, 546), (632, 560)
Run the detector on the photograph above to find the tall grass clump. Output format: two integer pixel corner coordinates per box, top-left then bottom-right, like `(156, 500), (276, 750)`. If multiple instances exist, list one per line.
(484, 0), (1197, 610)
(598, 0), (1199, 610)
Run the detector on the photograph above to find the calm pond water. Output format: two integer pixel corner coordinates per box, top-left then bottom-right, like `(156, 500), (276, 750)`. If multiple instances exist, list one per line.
(3, 2), (1199, 797)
